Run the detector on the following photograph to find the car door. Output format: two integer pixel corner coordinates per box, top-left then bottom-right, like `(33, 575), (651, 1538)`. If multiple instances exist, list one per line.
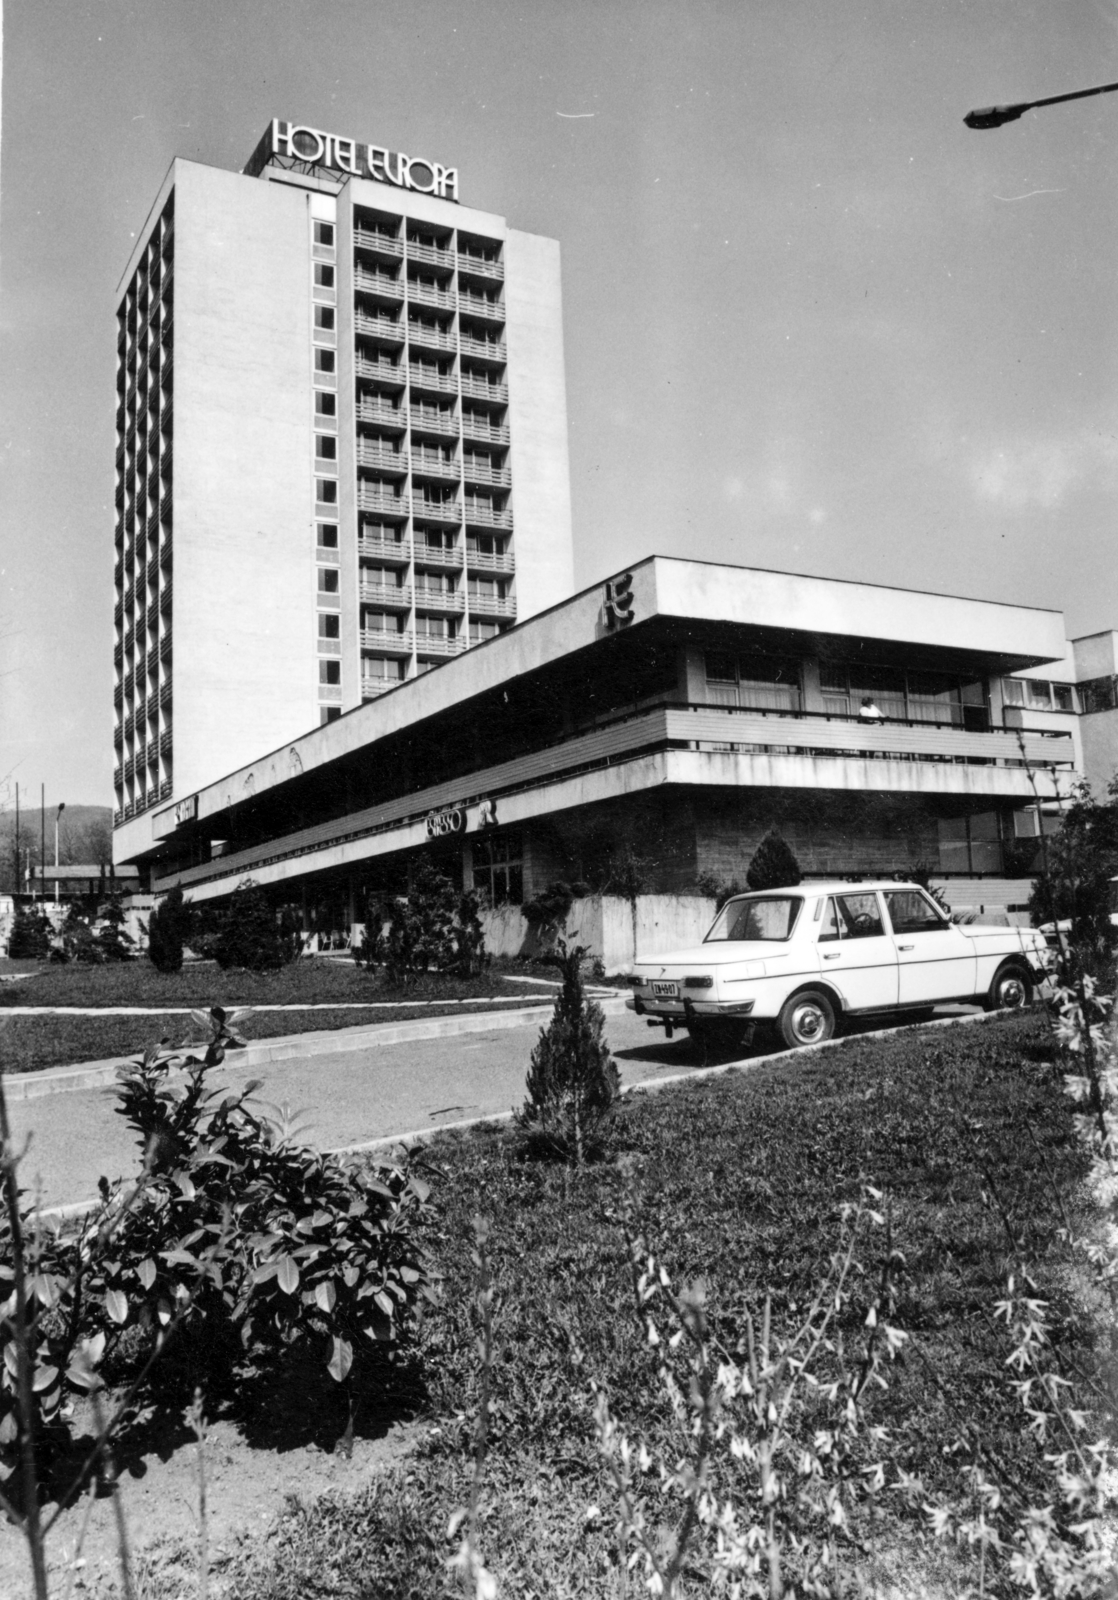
(881, 888), (977, 1005)
(815, 891), (899, 1011)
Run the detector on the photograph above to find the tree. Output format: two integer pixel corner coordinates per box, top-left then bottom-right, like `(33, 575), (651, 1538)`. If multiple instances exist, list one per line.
(1029, 781), (1118, 982)
(517, 942), (621, 1163)
(357, 863), (487, 984)
(213, 880), (298, 972)
(147, 882), (187, 973)
(745, 830), (802, 892)
(7, 905), (52, 960)
(52, 904), (98, 964)
(95, 895), (135, 963)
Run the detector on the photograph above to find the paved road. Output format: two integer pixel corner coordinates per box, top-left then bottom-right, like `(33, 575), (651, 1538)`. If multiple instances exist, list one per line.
(6, 1007), (734, 1211)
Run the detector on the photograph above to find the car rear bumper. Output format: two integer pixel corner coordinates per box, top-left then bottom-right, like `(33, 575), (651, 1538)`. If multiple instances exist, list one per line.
(627, 995), (756, 1021)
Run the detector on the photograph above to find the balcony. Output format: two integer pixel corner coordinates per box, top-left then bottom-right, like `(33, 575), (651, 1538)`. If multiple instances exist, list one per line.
(463, 456), (511, 489)
(356, 440), (408, 475)
(406, 238), (454, 271)
(411, 446), (460, 481)
(357, 398), (406, 431)
(466, 545), (515, 576)
(464, 499), (513, 531)
(160, 580), (173, 611)
(113, 768), (122, 790)
(414, 583), (465, 614)
(160, 678), (172, 708)
(457, 248), (503, 280)
(358, 533), (411, 565)
(160, 530), (173, 564)
(355, 311), (405, 347)
(413, 539), (463, 572)
(159, 778), (172, 800)
(160, 730), (173, 756)
(357, 484), (410, 519)
(353, 226), (404, 261)
(407, 280), (456, 312)
(460, 373), (508, 406)
(462, 413), (510, 446)
(361, 628), (414, 655)
(355, 353), (405, 388)
(361, 677), (400, 700)
(468, 591), (517, 620)
(459, 332), (506, 366)
(415, 632), (465, 658)
(459, 288), (504, 323)
(408, 364), (457, 398)
(412, 494), (461, 527)
(407, 320), (457, 356)
(159, 632), (172, 661)
(114, 684), (124, 710)
(410, 403), (459, 438)
(353, 265), (403, 301)
(360, 581), (412, 609)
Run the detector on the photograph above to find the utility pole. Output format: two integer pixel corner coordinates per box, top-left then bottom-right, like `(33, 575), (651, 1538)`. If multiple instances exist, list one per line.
(13, 783), (19, 901)
(40, 785), (46, 906)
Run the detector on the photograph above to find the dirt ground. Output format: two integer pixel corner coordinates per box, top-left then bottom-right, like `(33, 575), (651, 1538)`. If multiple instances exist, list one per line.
(0, 1352), (428, 1599)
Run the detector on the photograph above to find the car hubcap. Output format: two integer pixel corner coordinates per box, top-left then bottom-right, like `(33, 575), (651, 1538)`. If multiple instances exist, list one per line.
(794, 1004), (826, 1042)
(1000, 977), (1025, 1009)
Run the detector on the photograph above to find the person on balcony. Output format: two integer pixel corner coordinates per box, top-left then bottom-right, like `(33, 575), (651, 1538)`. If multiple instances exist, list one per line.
(859, 696), (885, 721)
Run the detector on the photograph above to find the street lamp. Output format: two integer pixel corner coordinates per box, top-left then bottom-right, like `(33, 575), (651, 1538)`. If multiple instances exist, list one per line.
(54, 802), (65, 905)
(965, 77), (1118, 129)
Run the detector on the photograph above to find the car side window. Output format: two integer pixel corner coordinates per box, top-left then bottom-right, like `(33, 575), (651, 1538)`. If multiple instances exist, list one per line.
(884, 890), (947, 935)
(818, 893), (884, 941)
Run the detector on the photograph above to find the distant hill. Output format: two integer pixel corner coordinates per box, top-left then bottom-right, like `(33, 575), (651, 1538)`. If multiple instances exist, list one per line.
(0, 804), (114, 894)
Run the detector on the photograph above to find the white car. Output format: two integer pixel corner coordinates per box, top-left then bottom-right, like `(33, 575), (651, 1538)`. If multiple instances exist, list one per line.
(628, 881), (1051, 1053)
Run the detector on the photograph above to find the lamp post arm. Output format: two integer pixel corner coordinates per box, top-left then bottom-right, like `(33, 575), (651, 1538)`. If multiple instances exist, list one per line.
(966, 77), (1118, 129)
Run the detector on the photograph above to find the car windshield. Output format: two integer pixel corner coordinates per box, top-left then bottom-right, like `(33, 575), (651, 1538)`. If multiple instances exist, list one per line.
(704, 895), (802, 943)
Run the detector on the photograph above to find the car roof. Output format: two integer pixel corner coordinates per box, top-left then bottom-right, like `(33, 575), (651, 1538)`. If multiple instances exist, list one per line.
(725, 881), (927, 898)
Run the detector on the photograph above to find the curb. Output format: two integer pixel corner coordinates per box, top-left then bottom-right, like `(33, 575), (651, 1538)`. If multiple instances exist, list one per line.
(3, 996), (632, 1103)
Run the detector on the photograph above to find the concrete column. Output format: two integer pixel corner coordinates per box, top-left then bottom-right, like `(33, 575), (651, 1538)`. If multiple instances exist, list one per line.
(801, 656), (825, 713)
(679, 644), (706, 703)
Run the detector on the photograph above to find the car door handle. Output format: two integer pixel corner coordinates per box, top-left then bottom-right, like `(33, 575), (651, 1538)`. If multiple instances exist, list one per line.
(822, 952), (841, 960)
(897, 944), (914, 951)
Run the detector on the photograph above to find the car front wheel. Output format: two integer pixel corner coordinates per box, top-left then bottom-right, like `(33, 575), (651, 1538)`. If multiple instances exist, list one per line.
(983, 962), (1033, 1013)
(777, 989), (837, 1049)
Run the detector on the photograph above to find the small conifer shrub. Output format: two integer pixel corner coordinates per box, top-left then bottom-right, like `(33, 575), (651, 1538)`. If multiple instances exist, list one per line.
(213, 879), (299, 972)
(517, 942), (621, 1163)
(745, 829), (802, 892)
(7, 904), (52, 959)
(147, 882), (188, 973)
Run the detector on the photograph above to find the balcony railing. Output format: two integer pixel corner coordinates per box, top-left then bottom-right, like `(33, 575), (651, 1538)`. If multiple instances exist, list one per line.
(360, 582), (412, 609)
(406, 239), (454, 270)
(457, 249), (503, 280)
(358, 534), (411, 564)
(407, 280), (457, 312)
(410, 403), (459, 436)
(466, 546), (515, 575)
(468, 592), (516, 619)
(357, 399), (406, 429)
(407, 321), (457, 355)
(411, 447), (459, 480)
(356, 485), (410, 518)
(413, 540), (463, 571)
(361, 677), (399, 699)
(353, 265), (403, 298)
(160, 679), (172, 708)
(412, 496), (461, 526)
(353, 226), (403, 259)
(361, 628), (414, 655)
(355, 354), (405, 385)
(464, 499), (513, 530)
(414, 584), (464, 613)
(356, 440), (408, 474)
(460, 374), (508, 405)
(463, 457), (511, 489)
(414, 632), (465, 657)
(462, 414), (510, 446)
(458, 289), (504, 321)
(459, 333), (506, 364)
(355, 311), (405, 345)
(408, 365), (457, 396)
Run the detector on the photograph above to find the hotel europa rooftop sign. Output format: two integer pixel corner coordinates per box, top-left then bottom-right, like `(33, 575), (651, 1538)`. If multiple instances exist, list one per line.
(247, 119), (459, 203)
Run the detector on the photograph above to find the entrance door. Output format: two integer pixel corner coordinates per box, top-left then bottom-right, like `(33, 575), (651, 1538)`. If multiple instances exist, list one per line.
(881, 888), (976, 1005)
(815, 891), (898, 1011)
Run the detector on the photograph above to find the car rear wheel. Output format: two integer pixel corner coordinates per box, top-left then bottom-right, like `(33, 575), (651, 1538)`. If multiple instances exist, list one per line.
(983, 962), (1033, 1013)
(777, 989), (837, 1049)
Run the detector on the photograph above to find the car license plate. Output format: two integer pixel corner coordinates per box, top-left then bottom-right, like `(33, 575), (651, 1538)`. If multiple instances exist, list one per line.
(651, 981), (679, 998)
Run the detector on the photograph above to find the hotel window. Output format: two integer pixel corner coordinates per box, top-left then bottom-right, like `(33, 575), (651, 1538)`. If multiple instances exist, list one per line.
(364, 610), (404, 632)
(315, 391), (337, 418)
(705, 652), (802, 713)
(416, 615), (451, 638)
(317, 615), (341, 651)
(317, 522), (338, 550)
(314, 221), (335, 248)
(319, 661), (341, 686)
(320, 707), (342, 725)
(473, 833), (523, 906)
(469, 620), (500, 644)
(314, 349), (336, 375)
(316, 434), (337, 461)
(314, 263), (336, 290)
(314, 306), (336, 332)
(316, 478), (338, 505)
(317, 568), (340, 595)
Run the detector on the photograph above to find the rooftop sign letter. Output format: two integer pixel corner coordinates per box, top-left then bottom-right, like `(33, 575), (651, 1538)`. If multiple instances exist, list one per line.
(270, 120), (459, 202)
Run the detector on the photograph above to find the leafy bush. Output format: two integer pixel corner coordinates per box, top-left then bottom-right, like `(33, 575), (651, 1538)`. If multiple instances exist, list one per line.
(48, 904), (97, 964)
(517, 942), (621, 1163)
(7, 905), (52, 960)
(519, 879), (589, 949)
(745, 828), (801, 891)
(1029, 779), (1118, 983)
(146, 882), (187, 973)
(357, 863), (487, 985)
(694, 870), (743, 910)
(213, 879), (301, 971)
(94, 895), (134, 963)
(0, 1006), (434, 1486)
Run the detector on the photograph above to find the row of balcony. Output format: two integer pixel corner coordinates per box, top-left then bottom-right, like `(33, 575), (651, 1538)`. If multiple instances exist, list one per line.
(114, 778), (173, 821)
(356, 400), (510, 446)
(356, 486), (514, 529)
(357, 534), (515, 573)
(351, 230), (504, 280)
(360, 628), (465, 657)
(353, 358), (509, 407)
(353, 270), (473, 316)
(114, 676), (173, 715)
(364, 588), (515, 620)
(355, 315), (506, 362)
(355, 441), (510, 487)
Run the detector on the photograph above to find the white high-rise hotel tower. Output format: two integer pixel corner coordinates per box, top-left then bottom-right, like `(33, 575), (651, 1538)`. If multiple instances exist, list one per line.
(112, 120), (574, 857)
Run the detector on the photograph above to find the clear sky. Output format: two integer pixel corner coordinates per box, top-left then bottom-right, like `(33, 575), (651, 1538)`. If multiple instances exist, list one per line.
(2, 0), (1117, 807)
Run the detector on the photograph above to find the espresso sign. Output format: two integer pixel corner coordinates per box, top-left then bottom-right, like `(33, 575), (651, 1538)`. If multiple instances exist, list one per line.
(426, 805), (465, 839)
(270, 120), (459, 202)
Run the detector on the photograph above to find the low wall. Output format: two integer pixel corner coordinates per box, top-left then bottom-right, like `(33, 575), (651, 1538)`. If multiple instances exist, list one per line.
(482, 894), (718, 973)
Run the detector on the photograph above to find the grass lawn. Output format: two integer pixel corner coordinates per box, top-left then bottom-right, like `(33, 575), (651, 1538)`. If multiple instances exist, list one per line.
(0, 957), (560, 1074)
(94, 1008), (1108, 1598)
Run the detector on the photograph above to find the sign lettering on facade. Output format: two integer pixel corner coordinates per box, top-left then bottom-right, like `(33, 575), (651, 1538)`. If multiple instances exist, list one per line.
(426, 805), (466, 839)
(271, 120), (459, 203)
